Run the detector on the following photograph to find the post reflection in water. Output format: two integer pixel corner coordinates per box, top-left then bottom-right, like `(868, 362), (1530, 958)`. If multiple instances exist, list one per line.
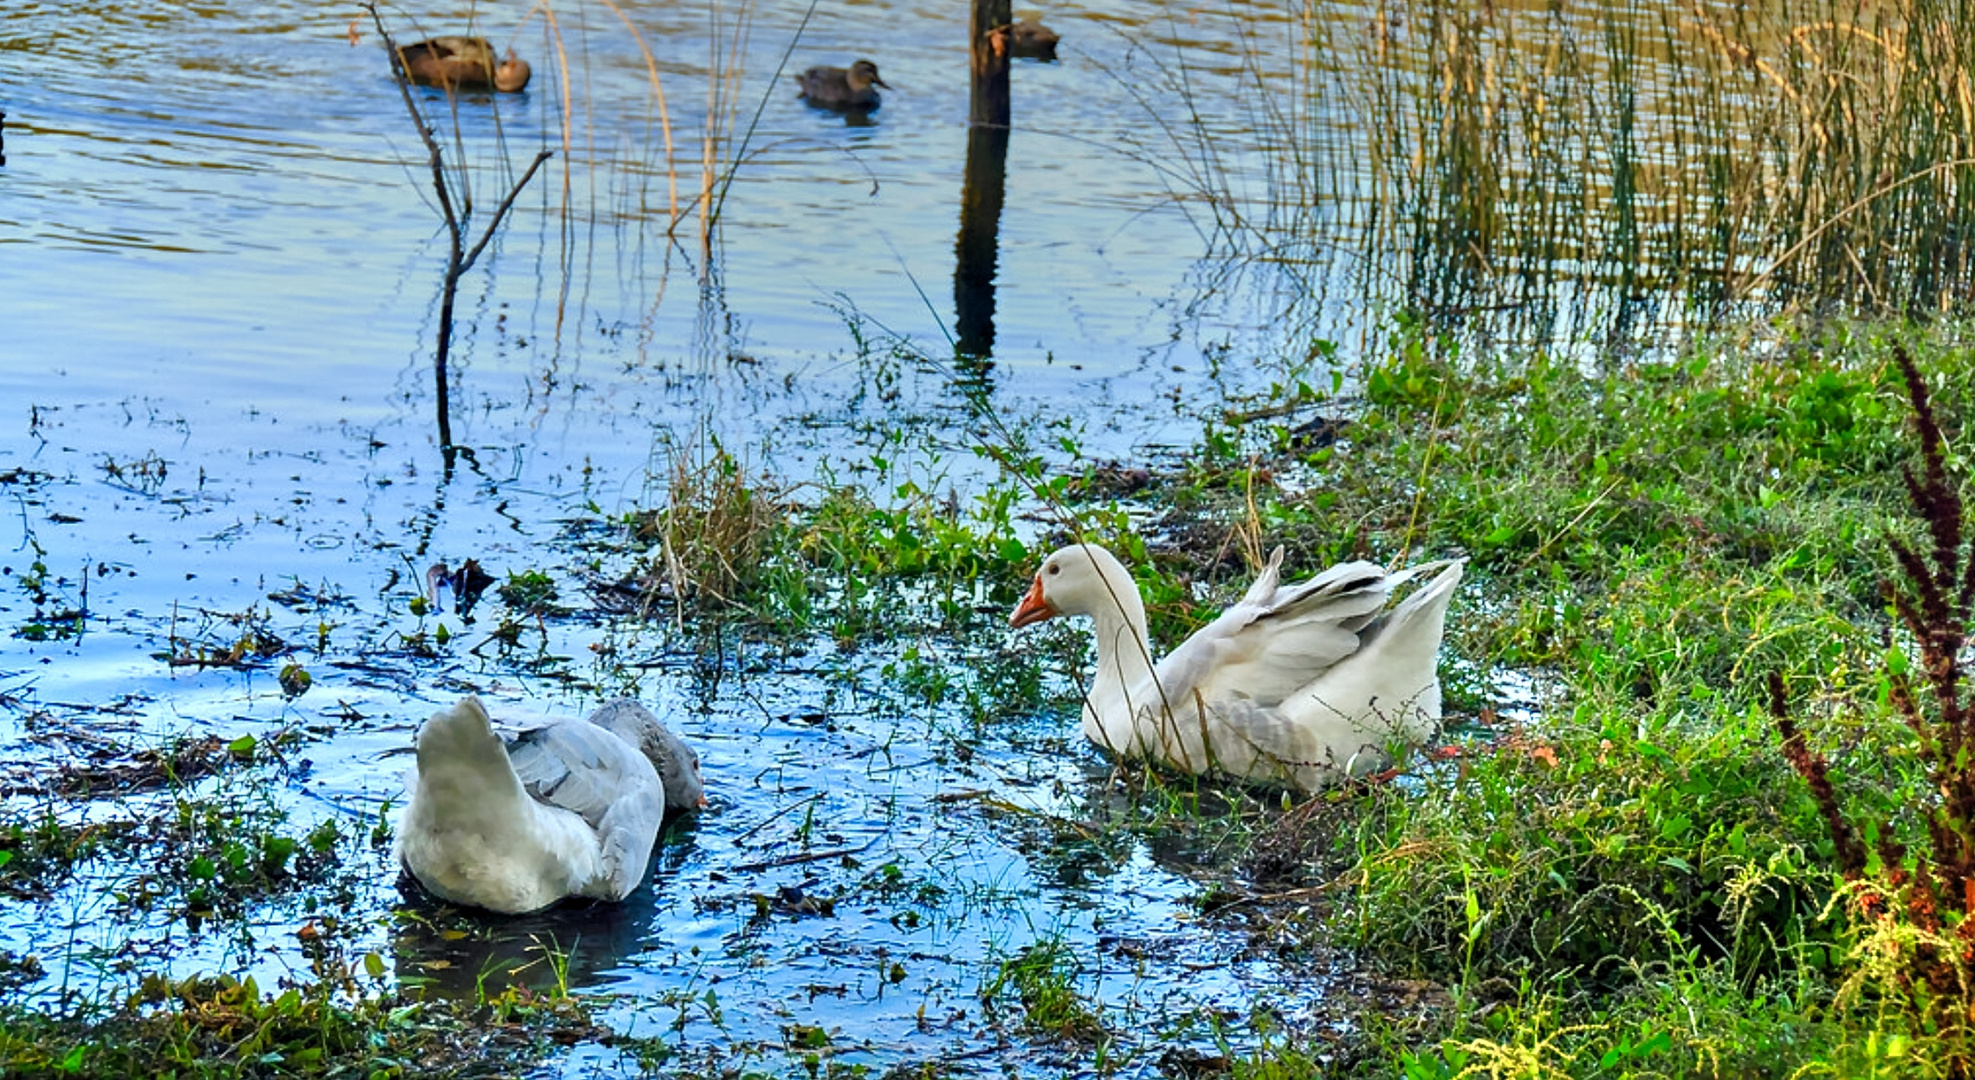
(955, 0), (1013, 366)
(954, 122), (1010, 363)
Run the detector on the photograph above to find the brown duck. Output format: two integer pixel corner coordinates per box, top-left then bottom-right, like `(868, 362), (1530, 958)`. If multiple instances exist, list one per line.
(396, 36), (531, 93)
(1000, 14), (1060, 60)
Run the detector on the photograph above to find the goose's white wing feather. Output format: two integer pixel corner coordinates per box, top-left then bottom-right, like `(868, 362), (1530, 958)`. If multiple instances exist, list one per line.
(1140, 560), (1466, 788)
(1155, 556), (1396, 711)
(400, 697), (703, 915)
(506, 718), (662, 831)
(1015, 542), (1464, 794)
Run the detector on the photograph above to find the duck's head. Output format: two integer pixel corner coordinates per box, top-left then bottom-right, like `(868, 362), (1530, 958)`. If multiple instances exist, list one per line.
(1010, 542), (1133, 627)
(847, 59), (890, 91)
(495, 50), (532, 93)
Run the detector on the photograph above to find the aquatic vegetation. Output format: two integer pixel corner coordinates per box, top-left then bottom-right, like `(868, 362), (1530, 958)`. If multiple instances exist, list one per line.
(7, 556), (84, 645)
(158, 604), (290, 671)
(0, 957), (599, 1078)
(981, 936), (1108, 1043)
(496, 569), (562, 617)
(278, 661), (311, 698)
(1168, 0), (1975, 351)
(633, 435), (791, 615)
(0, 811), (130, 903)
(97, 451), (167, 497)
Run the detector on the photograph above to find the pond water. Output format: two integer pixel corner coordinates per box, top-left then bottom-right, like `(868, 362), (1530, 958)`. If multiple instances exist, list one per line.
(5, 0), (1356, 462)
(0, 0), (1688, 1073)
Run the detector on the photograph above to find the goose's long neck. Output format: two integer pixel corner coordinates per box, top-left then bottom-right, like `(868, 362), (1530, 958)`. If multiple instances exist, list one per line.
(1082, 555), (1158, 751)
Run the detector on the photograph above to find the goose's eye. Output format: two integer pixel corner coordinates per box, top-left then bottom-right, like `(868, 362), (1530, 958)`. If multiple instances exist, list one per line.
(1046, 563), (1060, 576)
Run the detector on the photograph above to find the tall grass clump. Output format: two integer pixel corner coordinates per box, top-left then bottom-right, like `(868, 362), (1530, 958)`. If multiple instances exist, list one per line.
(632, 434), (789, 619)
(1770, 347), (1975, 1071)
(620, 429), (1043, 638)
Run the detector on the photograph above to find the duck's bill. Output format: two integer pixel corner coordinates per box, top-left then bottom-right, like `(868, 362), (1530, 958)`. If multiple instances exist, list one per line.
(1009, 577), (1057, 628)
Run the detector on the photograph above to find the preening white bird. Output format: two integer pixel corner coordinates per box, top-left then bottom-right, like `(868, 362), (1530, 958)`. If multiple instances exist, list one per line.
(1010, 542), (1464, 792)
(397, 696), (703, 915)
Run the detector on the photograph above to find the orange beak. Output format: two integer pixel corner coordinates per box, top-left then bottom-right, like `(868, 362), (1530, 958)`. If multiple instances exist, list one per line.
(1009, 575), (1057, 628)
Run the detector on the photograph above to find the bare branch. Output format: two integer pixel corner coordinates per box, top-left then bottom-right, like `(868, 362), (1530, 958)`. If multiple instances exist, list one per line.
(460, 149), (555, 276)
(365, 4), (460, 242)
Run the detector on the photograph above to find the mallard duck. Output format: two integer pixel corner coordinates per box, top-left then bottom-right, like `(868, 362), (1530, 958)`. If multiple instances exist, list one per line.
(397, 697), (703, 915)
(796, 59), (890, 110)
(1011, 543), (1464, 792)
(395, 36), (532, 93)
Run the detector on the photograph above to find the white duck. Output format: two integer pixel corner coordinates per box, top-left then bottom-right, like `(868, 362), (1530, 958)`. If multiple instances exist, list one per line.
(1010, 542), (1464, 792)
(397, 696), (704, 915)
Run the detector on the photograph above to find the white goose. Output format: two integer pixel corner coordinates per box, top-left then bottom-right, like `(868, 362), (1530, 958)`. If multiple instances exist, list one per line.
(1010, 542), (1464, 792)
(397, 696), (704, 915)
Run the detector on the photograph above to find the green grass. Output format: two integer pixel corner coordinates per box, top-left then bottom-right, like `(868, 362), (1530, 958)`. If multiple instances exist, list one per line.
(1173, 322), (1975, 1076)
(980, 936), (1108, 1044)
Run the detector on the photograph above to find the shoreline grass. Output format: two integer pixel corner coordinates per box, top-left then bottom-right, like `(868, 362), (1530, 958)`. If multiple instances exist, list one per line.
(1205, 321), (1975, 1076)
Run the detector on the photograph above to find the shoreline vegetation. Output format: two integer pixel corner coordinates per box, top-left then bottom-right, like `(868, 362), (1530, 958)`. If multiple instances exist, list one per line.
(11, 318), (1975, 1075)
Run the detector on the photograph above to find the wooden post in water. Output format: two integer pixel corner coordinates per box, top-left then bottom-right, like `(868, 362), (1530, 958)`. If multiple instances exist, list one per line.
(956, 0), (1012, 363)
(969, 0), (1011, 129)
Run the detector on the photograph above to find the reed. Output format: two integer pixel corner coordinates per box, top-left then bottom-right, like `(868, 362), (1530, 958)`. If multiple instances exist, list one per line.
(477, 0), (751, 314)
(1195, 0), (1975, 349)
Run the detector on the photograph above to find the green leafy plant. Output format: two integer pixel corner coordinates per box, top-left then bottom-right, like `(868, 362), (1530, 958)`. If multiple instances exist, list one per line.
(497, 569), (561, 615)
(980, 938), (1106, 1043)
